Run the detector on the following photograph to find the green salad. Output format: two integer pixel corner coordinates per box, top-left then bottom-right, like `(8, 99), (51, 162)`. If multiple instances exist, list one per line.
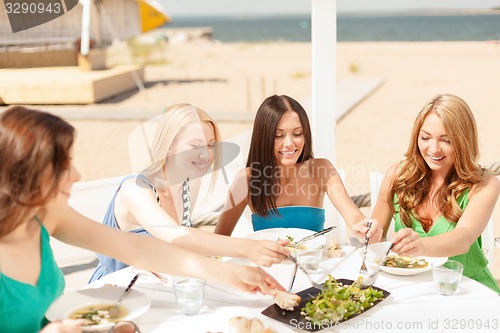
(301, 276), (385, 325)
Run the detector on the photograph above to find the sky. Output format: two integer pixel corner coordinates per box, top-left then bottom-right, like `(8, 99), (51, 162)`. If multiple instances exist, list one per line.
(158, 0), (500, 17)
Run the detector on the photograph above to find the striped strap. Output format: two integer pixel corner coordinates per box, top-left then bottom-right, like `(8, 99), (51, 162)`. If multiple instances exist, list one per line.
(181, 178), (193, 227)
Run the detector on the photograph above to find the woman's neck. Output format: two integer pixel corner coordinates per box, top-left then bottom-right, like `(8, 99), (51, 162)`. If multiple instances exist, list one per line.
(0, 217), (38, 243)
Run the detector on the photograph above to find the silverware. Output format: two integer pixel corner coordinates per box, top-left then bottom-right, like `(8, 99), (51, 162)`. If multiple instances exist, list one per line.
(296, 226), (336, 245)
(357, 219), (373, 280)
(287, 255), (325, 290)
(288, 264), (299, 292)
(109, 274), (139, 318)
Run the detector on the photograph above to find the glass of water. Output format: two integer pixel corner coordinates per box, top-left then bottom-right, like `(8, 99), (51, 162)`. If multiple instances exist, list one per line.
(295, 241), (324, 274)
(432, 260), (463, 296)
(173, 278), (206, 315)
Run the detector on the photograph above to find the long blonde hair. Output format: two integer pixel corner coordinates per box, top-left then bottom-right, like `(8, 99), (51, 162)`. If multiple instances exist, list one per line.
(143, 103), (222, 192)
(391, 94), (484, 227)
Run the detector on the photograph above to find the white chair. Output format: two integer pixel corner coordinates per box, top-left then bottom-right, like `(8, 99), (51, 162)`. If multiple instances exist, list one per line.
(370, 171), (396, 240)
(51, 176), (123, 268)
(369, 171), (495, 266)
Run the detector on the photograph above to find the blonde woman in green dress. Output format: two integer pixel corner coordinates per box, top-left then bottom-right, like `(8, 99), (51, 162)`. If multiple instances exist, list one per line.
(372, 94), (500, 292)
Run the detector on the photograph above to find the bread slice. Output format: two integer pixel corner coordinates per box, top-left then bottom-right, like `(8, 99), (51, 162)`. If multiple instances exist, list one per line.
(229, 317), (277, 333)
(327, 240), (342, 258)
(249, 318), (265, 333)
(229, 316), (251, 333)
(274, 290), (301, 311)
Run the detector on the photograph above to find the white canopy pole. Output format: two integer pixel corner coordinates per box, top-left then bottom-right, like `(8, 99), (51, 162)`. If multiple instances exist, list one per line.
(311, 0), (336, 163)
(79, 0), (91, 55)
(311, 0), (338, 237)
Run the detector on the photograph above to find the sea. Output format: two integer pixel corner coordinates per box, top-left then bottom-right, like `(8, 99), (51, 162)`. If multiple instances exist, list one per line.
(165, 12), (500, 42)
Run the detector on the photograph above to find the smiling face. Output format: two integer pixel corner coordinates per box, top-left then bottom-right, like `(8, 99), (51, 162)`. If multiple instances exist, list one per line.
(273, 110), (305, 167)
(417, 112), (455, 176)
(166, 121), (215, 180)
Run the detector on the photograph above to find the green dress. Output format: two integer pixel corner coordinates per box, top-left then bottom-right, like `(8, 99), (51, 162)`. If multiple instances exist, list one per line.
(394, 189), (500, 293)
(0, 223), (65, 332)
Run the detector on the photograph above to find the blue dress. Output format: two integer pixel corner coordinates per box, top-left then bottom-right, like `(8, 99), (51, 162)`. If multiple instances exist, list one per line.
(89, 174), (156, 282)
(0, 223), (65, 333)
(251, 206), (325, 232)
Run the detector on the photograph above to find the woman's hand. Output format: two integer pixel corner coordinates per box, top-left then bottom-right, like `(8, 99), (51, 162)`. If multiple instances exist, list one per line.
(226, 265), (285, 295)
(390, 228), (424, 257)
(243, 239), (290, 267)
(351, 218), (383, 243)
(40, 320), (82, 333)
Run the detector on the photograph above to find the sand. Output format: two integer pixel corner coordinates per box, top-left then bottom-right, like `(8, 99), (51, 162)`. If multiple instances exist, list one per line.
(60, 41), (500, 220)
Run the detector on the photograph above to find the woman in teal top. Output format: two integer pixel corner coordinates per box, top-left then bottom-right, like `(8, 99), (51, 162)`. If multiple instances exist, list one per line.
(215, 95), (381, 241)
(372, 94), (500, 293)
(0, 107), (286, 332)
(251, 206), (325, 232)
(0, 222), (64, 333)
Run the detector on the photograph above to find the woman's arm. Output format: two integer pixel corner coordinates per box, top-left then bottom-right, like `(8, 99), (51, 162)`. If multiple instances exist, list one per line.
(214, 168), (250, 236)
(45, 203), (284, 294)
(104, 176), (287, 266)
(319, 159), (380, 240)
(392, 174), (500, 257)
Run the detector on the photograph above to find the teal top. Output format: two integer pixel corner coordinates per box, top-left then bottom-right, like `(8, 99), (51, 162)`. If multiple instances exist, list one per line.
(0, 223), (65, 332)
(394, 189), (500, 293)
(251, 206), (325, 232)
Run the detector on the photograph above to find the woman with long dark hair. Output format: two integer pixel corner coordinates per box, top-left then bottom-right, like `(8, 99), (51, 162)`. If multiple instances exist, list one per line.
(215, 95), (379, 241)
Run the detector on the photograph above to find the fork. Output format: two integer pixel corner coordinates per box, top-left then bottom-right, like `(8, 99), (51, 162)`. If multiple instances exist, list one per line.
(358, 219), (373, 280)
(287, 255), (325, 290)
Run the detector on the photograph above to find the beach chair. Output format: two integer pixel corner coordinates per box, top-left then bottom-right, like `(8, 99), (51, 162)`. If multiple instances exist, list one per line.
(369, 171), (495, 266)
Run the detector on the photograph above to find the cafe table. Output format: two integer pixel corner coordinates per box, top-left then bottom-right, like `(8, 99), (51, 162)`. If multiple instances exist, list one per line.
(86, 247), (500, 332)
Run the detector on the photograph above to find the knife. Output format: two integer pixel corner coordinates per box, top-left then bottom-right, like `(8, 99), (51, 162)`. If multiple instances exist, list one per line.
(297, 226), (335, 245)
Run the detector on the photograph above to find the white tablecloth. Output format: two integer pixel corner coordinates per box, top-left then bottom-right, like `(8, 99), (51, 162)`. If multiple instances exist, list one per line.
(87, 248), (500, 332)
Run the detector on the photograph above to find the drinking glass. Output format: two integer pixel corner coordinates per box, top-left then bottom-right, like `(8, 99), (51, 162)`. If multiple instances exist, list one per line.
(173, 278), (206, 315)
(295, 241), (324, 274)
(432, 260), (463, 296)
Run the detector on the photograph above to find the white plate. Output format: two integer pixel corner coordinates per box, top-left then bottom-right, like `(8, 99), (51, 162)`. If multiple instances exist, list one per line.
(46, 285), (150, 332)
(379, 255), (447, 276)
(246, 228), (327, 246)
(360, 242), (447, 276)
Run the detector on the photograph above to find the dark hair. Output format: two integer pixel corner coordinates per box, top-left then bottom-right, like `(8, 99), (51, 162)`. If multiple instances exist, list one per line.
(246, 95), (313, 216)
(0, 106), (75, 236)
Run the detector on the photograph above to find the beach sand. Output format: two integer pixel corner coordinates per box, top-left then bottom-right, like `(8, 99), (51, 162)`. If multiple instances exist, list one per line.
(7, 41), (499, 285)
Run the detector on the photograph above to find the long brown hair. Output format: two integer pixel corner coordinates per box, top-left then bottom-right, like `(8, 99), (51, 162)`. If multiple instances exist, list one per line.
(391, 94), (484, 227)
(0, 106), (74, 236)
(247, 95), (313, 216)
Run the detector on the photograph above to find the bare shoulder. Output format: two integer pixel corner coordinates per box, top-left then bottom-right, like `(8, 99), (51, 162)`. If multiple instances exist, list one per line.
(307, 157), (334, 167)
(305, 158), (336, 172)
(234, 167), (251, 181)
(385, 162), (401, 180)
(471, 173), (500, 197)
(118, 176), (154, 202)
(229, 167), (251, 190)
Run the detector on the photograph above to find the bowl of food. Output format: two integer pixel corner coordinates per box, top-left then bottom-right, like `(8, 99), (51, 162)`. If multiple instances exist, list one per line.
(46, 285), (150, 331)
